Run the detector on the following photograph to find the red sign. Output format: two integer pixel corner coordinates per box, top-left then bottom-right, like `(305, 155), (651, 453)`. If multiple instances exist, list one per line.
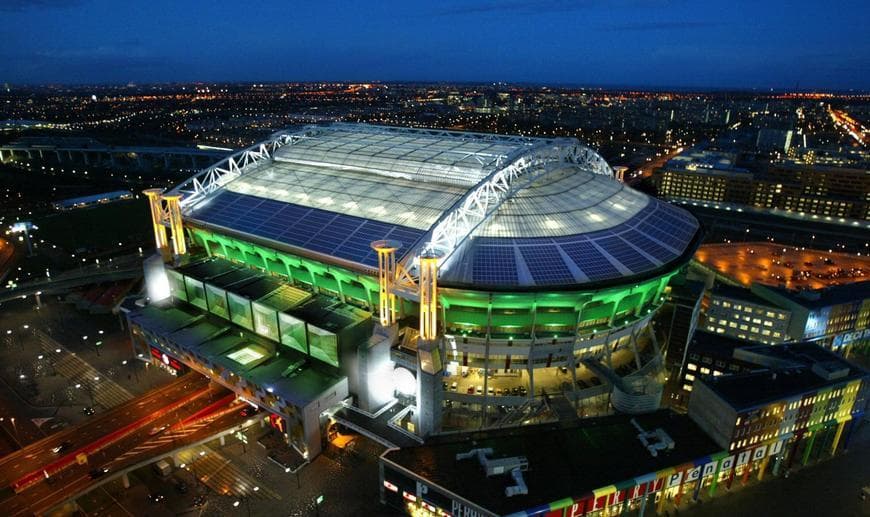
(150, 346), (184, 371)
(269, 413), (286, 433)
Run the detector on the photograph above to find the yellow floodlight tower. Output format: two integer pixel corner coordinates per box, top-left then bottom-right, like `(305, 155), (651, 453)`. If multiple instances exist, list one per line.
(418, 249), (442, 341)
(371, 239), (402, 327)
(162, 193), (186, 257)
(142, 188), (168, 252)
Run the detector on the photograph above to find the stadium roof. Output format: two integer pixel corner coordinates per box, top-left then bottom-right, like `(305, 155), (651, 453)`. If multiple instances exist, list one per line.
(178, 123), (700, 290)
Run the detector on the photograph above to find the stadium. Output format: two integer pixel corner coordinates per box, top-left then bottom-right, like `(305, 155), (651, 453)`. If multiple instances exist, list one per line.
(126, 123), (701, 458)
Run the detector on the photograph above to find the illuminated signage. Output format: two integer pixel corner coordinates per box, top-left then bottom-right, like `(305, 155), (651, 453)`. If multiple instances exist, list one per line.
(269, 413), (286, 433)
(149, 346), (184, 371)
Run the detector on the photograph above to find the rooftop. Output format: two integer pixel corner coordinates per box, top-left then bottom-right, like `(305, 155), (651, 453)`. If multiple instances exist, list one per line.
(383, 410), (721, 516)
(181, 123), (699, 289)
(711, 283), (778, 307)
(754, 280), (870, 309)
(699, 341), (867, 410)
(694, 242), (870, 291)
(128, 301), (346, 408)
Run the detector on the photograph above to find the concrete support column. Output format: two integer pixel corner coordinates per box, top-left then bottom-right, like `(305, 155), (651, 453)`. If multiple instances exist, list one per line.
(143, 188), (169, 253)
(163, 193), (186, 256)
(163, 154), (170, 169)
(219, 435), (226, 446)
(772, 453), (783, 477)
(55, 150), (61, 162)
(629, 328), (643, 370)
(191, 155), (198, 168)
(801, 433), (816, 466)
(830, 420), (846, 455)
(121, 472), (130, 488)
(25, 150), (32, 159)
(757, 454), (771, 481)
(0, 149), (5, 161)
(82, 151), (89, 164)
(371, 240), (400, 327)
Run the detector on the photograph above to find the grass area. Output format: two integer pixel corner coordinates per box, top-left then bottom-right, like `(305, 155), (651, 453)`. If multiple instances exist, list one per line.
(33, 198), (152, 253)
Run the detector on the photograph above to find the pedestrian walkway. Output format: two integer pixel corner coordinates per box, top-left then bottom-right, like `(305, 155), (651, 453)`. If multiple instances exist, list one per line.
(332, 402), (421, 449)
(35, 330), (133, 410)
(174, 446), (281, 501)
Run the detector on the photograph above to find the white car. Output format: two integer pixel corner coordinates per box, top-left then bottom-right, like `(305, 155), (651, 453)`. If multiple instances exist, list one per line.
(148, 425), (168, 436)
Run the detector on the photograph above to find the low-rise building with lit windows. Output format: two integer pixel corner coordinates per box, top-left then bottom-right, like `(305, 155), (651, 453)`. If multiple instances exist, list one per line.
(689, 342), (868, 483)
(380, 410), (724, 517)
(752, 281), (870, 352)
(705, 284), (791, 344)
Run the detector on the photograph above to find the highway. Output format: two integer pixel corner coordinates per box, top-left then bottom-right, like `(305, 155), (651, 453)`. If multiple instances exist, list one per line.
(0, 372), (249, 516)
(3, 401), (249, 516)
(0, 373), (209, 489)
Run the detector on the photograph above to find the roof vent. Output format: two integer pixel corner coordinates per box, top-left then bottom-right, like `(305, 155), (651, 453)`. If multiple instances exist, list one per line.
(631, 418), (675, 457)
(456, 448), (529, 497)
(811, 361), (849, 381)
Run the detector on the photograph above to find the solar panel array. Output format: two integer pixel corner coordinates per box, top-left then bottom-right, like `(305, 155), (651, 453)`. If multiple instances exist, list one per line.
(458, 200), (698, 287)
(190, 191), (426, 267)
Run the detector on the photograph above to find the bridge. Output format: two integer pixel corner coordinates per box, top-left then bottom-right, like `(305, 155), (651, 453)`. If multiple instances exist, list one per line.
(0, 137), (232, 170)
(0, 255), (143, 304)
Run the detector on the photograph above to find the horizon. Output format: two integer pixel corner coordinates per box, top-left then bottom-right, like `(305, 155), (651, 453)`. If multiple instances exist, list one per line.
(5, 80), (869, 95)
(3, 0), (869, 91)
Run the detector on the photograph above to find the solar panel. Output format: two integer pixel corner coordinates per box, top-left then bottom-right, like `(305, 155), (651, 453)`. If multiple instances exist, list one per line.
(620, 229), (676, 262)
(595, 236), (655, 273)
(518, 245), (575, 284)
(190, 191), (425, 267)
(559, 240), (621, 281)
(472, 245), (519, 285)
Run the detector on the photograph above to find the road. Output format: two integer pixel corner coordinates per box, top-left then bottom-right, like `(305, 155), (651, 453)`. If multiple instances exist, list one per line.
(1, 385), (247, 515)
(0, 373), (208, 488)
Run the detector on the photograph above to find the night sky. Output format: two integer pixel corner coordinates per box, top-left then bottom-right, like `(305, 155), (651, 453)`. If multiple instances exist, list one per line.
(3, 0), (869, 90)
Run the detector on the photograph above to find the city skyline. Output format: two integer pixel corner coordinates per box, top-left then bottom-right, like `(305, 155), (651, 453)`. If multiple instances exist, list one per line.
(3, 0), (870, 90)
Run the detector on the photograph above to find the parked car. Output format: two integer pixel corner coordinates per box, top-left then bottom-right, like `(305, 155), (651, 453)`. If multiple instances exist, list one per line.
(173, 479), (188, 493)
(147, 492), (165, 503)
(82, 407), (96, 416)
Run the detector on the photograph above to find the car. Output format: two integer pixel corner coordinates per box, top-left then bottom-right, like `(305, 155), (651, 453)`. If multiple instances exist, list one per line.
(442, 382), (448, 391)
(450, 382), (458, 391)
(193, 495), (207, 508)
(173, 479), (188, 494)
(147, 492), (166, 503)
(466, 386), (475, 394)
(560, 366), (568, 374)
(510, 387), (520, 396)
(82, 407), (96, 416)
(148, 425), (168, 436)
(88, 466), (110, 479)
(240, 406), (261, 417)
(476, 386), (483, 395)
(52, 441), (72, 454)
(487, 387), (494, 395)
